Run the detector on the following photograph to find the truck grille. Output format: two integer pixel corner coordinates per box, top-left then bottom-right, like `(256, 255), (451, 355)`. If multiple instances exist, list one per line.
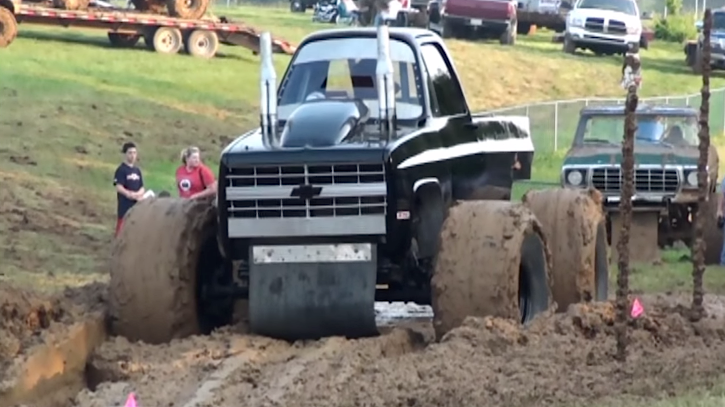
(584, 18), (627, 35)
(591, 167), (680, 194)
(608, 19), (627, 34)
(225, 163), (387, 219)
(585, 17), (605, 32)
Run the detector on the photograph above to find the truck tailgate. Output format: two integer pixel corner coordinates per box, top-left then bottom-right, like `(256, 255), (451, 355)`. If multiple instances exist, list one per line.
(445, 0), (513, 21)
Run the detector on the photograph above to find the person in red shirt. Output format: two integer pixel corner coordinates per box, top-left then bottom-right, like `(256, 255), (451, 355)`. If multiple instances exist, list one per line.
(176, 146), (217, 199)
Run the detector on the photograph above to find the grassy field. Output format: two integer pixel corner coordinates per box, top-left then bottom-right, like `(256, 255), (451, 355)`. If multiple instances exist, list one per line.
(1, 7), (724, 288)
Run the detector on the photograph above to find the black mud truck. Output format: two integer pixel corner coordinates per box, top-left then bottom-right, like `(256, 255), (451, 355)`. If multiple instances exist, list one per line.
(109, 26), (610, 345)
(560, 104), (723, 264)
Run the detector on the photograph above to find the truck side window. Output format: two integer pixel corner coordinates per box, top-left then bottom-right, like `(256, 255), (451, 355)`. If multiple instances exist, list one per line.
(420, 43), (467, 117)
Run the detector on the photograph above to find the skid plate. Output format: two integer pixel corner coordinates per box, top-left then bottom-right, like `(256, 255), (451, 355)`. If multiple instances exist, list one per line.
(248, 243), (378, 341)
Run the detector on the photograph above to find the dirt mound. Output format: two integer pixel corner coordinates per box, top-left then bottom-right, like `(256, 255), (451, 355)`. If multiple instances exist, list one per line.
(0, 283), (107, 407)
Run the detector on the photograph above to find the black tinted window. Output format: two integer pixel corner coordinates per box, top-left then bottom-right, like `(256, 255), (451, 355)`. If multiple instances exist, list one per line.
(420, 44), (467, 117)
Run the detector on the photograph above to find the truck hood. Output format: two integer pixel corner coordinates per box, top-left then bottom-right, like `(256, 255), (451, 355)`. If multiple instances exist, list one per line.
(220, 99), (417, 166)
(569, 8), (639, 24)
(563, 144), (699, 166)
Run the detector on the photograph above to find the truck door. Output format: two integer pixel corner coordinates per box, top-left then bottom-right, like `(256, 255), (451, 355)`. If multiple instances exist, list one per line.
(418, 41), (479, 200)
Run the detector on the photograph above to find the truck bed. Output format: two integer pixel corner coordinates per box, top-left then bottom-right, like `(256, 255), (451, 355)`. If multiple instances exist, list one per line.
(14, 3), (297, 55)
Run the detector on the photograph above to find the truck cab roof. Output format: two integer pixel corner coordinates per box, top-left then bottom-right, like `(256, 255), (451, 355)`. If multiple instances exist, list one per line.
(296, 26), (441, 48)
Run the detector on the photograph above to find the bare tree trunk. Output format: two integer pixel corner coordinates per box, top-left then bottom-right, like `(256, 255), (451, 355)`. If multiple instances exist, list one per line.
(615, 53), (641, 362)
(692, 8), (712, 322)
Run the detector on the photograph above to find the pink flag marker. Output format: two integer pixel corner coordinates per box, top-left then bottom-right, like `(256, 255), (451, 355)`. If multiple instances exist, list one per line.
(630, 298), (644, 318)
(124, 392), (137, 407)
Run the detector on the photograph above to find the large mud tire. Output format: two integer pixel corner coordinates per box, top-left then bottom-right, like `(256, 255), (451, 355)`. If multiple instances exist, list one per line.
(0, 7), (17, 48)
(523, 188), (608, 310)
(702, 191), (724, 265)
(167, 0), (210, 20)
(431, 201), (552, 341)
(109, 198), (219, 344)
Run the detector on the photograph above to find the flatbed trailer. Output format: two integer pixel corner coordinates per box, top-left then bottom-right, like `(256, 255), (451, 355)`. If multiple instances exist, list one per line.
(0, 1), (296, 58)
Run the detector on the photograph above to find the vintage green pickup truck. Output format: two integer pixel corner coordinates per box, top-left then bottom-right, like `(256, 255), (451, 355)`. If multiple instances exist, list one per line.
(560, 104), (722, 264)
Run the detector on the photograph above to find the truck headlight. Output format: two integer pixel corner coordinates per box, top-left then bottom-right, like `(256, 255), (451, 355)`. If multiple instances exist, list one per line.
(569, 17), (584, 28)
(687, 171), (699, 187)
(566, 170), (584, 186)
(627, 25), (640, 35)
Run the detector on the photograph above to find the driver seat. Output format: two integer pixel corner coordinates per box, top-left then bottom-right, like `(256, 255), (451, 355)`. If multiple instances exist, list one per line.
(663, 125), (685, 145)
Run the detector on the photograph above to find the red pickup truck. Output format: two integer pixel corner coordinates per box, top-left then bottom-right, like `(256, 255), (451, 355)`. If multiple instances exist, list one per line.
(426, 0), (517, 45)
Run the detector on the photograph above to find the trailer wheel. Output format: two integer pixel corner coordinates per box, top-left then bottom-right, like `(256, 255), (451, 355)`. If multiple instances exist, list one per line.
(184, 29), (219, 59)
(167, 0), (210, 20)
(153, 27), (183, 54)
(0, 6), (17, 48)
(108, 32), (141, 48)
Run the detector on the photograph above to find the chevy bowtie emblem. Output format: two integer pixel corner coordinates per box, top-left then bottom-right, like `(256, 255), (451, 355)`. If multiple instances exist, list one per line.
(290, 184), (322, 200)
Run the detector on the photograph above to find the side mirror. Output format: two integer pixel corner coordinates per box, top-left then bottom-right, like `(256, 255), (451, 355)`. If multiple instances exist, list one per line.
(695, 20), (704, 31)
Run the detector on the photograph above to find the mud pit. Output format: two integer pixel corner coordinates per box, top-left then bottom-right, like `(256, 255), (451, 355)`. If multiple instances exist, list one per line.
(8, 280), (725, 407)
(0, 283), (106, 407)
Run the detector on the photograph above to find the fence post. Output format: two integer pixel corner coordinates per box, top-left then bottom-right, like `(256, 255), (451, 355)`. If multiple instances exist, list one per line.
(554, 102), (559, 151)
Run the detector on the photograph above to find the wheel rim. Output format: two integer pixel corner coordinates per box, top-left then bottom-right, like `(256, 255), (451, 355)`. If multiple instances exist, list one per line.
(194, 34), (212, 55)
(518, 265), (532, 323)
(157, 30), (179, 52)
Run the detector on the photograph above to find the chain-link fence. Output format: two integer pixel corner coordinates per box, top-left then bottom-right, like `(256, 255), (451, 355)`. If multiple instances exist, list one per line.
(483, 87), (725, 154)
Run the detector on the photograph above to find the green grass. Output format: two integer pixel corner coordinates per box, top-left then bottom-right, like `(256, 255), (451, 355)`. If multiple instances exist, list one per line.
(0, 6), (723, 290)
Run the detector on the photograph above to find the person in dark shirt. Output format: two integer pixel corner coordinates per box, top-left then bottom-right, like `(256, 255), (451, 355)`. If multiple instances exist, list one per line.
(113, 142), (146, 237)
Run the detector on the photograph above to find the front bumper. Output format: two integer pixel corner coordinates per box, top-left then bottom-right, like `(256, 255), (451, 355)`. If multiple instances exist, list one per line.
(566, 26), (639, 50)
(436, 13), (512, 32)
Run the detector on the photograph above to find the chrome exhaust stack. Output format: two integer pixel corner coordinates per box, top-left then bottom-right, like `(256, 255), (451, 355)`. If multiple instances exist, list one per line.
(260, 32), (279, 148)
(376, 24), (396, 142)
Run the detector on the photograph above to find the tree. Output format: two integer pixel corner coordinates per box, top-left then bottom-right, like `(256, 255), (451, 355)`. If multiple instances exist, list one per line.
(616, 51), (641, 362)
(691, 8), (711, 322)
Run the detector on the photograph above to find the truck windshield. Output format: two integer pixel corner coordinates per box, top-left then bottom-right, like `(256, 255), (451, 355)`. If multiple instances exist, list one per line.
(580, 114), (699, 146)
(714, 12), (725, 30)
(277, 37), (424, 122)
(577, 0), (636, 15)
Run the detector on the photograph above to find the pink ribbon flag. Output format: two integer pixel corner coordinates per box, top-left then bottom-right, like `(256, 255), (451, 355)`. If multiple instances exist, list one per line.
(630, 298), (644, 318)
(124, 392), (137, 407)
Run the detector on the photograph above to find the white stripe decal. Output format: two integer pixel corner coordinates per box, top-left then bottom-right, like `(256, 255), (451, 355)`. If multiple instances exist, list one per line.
(397, 137), (535, 170)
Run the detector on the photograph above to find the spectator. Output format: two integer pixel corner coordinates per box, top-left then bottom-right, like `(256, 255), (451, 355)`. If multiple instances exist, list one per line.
(176, 146), (217, 199)
(113, 142), (145, 237)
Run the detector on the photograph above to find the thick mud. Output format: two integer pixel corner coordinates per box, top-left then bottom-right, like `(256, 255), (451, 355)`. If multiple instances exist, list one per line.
(69, 293), (725, 407)
(8, 283), (725, 407)
(0, 283), (106, 407)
